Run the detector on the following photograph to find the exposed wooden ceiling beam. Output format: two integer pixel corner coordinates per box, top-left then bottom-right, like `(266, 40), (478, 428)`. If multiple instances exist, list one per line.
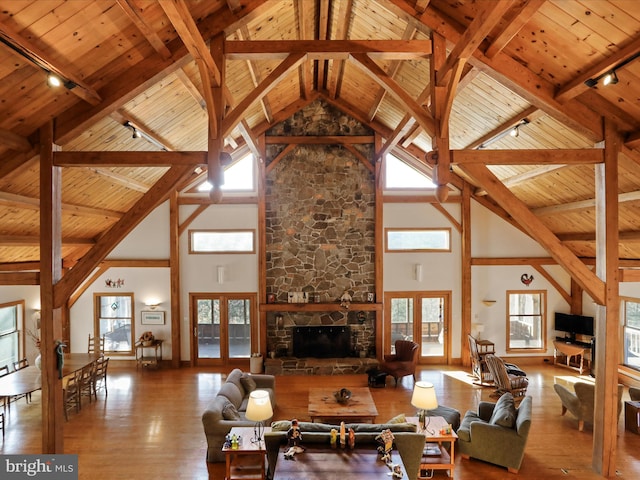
(224, 40), (433, 60)
(453, 148), (603, 165)
(0, 20), (101, 105)
(533, 190), (640, 216)
(466, 105), (540, 150)
(484, 0), (545, 58)
(110, 110), (174, 151)
(115, 0), (172, 60)
(175, 68), (206, 110)
(0, 191), (124, 218)
(556, 35), (640, 103)
(474, 164), (567, 196)
(237, 120), (261, 161)
(460, 163), (605, 305)
(295, 0), (314, 98)
(436, 0), (512, 87)
(237, 26), (273, 123)
(350, 52), (436, 137)
(326, 0), (353, 99)
(54, 151), (206, 167)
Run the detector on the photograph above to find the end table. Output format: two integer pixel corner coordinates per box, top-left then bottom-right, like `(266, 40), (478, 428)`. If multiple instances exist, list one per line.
(222, 426), (270, 480)
(407, 415), (458, 479)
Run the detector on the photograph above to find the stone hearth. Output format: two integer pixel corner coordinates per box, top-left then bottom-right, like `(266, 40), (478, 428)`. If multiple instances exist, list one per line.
(264, 356), (379, 376)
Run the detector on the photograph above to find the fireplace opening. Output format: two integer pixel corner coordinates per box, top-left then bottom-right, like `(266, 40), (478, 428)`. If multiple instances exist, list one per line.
(292, 326), (351, 358)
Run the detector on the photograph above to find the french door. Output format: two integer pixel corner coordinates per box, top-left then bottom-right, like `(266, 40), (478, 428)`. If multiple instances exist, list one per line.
(190, 293), (257, 366)
(384, 291), (451, 364)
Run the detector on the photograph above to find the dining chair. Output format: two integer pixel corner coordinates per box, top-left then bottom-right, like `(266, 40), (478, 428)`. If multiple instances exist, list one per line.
(78, 362), (97, 405)
(63, 371), (81, 421)
(9, 359), (31, 405)
(0, 365), (9, 413)
(12, 358), (29, 371)
(93, 357), (109, 398)
(88, 334), (105, 355)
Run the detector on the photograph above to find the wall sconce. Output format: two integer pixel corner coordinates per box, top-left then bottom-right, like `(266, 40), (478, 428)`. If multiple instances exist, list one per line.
(217, 266), (225, 284)
(482, 299), (496, 307)
(414, 263), (423, 282)
(145, 300), (161, 310)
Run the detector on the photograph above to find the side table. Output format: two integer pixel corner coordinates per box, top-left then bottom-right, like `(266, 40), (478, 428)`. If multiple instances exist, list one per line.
(222, 426), (270, 480)
(408, 415), (458, 479)
(476, 339), (495, 356)
(135, 339), (163, 369)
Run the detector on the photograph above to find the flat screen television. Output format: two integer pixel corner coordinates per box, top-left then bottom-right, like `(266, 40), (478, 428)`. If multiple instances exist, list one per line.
(554, 312), (594, 337)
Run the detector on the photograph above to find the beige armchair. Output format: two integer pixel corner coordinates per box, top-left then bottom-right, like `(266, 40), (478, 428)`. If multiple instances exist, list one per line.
(553, 381), (624, 431)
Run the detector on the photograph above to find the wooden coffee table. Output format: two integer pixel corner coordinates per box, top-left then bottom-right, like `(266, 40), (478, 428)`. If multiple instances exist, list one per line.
(308, 387), (378, 423)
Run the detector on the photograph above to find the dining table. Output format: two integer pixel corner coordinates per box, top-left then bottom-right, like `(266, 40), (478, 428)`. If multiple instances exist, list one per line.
(0, 352), (103, 408)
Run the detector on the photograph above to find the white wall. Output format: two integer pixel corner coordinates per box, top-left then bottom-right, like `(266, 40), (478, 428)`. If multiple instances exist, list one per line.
(2, 198), (639, 363)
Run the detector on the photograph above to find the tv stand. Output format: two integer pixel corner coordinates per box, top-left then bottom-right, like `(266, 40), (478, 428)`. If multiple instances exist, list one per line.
(553, 340), (591, 374)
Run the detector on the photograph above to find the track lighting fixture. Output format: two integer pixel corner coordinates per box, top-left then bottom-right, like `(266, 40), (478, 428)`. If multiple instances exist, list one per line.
(584, 51), (639, 88)
(478, 118), (529, 149)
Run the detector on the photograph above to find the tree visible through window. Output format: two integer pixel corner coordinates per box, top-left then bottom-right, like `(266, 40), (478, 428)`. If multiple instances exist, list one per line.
(507, 290), (546, 351)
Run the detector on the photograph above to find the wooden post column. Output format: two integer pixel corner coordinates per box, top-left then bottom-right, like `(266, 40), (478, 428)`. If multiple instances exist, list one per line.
(40, 121), (65, 453)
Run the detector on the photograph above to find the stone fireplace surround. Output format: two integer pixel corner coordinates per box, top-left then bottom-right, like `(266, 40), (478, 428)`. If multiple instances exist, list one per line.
(262, 100), (379, 375)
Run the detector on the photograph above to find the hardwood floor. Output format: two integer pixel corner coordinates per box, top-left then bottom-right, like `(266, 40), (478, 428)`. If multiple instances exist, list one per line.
(1, 363), (639, 479)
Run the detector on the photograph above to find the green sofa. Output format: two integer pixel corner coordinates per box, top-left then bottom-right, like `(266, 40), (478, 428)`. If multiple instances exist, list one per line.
(202, 368), (276, 462)
(264, 420), (424, 479)
(457, 393), (532, 473)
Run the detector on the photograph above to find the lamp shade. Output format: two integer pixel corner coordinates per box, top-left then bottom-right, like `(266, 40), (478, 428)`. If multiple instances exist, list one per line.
(411, 381), (438, 410)
(245, 390), (273, 422)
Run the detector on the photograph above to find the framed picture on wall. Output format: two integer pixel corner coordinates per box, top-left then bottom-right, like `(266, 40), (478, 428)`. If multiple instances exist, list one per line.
(141, 311), (165, 325)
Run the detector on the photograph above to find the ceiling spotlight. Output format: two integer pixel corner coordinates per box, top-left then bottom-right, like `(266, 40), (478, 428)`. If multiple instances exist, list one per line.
(510, 126), (519, 138)
(132, 128), (142, 139)
(47, 72), (62, 87)
(602, 70), (618, 86)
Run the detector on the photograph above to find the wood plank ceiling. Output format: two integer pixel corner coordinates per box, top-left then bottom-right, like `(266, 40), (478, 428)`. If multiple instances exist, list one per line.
(0, 0), (639, 270)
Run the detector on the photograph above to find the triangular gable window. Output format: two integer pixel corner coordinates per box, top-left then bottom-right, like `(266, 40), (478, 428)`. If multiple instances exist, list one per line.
(385, 153), (435, 189)
(197, 153), (255, 192)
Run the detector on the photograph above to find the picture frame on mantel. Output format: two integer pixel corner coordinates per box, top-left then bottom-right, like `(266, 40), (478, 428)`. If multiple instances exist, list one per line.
(141, 311), (165, 325)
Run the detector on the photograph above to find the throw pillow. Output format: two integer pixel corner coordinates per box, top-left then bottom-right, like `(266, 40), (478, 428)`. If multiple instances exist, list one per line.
(271, 420), (291, 431)
(222, 402), (241, 420)
(489, 393), (516, 428)
(240, 374), (257, 394)
(386, 413), (407, 424)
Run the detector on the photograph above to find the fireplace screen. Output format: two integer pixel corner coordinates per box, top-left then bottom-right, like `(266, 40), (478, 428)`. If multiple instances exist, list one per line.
(292, 326), (351, 358)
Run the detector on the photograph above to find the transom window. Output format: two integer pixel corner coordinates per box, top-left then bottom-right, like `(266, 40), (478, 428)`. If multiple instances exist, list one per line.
(189, 229), (256, 254)
(506, 290), (546, 352)
(385, 228), (451, 252)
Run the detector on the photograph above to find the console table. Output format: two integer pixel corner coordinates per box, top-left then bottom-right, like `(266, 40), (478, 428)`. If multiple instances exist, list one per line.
(135, 339), (163, 369)
(553, 340), (591, 374)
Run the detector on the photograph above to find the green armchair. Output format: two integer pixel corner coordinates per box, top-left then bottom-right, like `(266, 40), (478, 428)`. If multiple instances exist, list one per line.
(457, 393), (532, 473)
(553, 381), (623, 431)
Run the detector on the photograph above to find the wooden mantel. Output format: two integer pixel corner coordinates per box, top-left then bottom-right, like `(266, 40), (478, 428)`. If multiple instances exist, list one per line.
(260, 303), (382, 312)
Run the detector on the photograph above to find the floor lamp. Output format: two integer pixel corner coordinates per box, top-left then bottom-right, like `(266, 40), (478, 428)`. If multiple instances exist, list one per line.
(245, 390), (273, 444)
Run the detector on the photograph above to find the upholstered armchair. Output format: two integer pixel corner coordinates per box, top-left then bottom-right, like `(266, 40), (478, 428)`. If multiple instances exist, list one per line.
(553, 381), (624, 431)
(457, 393), (533, 473)
(379, 340), (419, 387)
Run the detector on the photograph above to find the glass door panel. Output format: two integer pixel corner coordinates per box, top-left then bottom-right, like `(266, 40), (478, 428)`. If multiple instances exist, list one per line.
(196, 299), (220, 360)
(227, 298), (251, 359)
(420, 297), (444, 358)
(389, 297), (414, 354)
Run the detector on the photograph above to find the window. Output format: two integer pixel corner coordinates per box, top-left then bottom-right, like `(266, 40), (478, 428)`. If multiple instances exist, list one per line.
(385, 153), (435, 189)
(189, 229), (255, 254)
(197, 153), (255, 192)
(385, 228), (451, 252)
(0, 301), (22, 368)
(95, 294), (134, 354)
(507, 290), (546, 351)
(623, 298), (640, 370)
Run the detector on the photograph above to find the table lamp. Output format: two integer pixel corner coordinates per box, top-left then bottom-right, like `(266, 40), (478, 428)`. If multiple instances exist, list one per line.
(245, 389), (273, 443)
(411, 381), (438, 434)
